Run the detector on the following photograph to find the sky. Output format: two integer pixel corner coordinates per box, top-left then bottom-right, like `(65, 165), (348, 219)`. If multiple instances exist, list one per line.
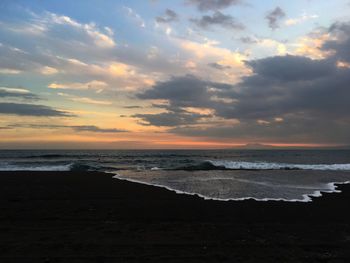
(0, 0), (350, 149)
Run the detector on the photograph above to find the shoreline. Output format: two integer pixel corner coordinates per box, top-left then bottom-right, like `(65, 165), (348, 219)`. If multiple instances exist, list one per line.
(1, 171), (350, 262)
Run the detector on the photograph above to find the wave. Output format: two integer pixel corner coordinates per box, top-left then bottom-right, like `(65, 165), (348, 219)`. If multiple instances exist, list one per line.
(177, 160), (350, 171)
(23, 153), (100, 159)
(0, 163), (73, 171)
(0, 162), (97, 172)
(151, 167), (162, 171)
(25, 154), (68, 159)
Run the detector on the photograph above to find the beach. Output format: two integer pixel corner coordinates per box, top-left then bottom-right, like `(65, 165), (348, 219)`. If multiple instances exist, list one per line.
(1, 171), (350, 262)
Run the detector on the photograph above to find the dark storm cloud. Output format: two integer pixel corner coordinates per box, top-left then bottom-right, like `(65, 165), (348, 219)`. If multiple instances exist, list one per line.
(156, 9), (178, 23)
(190, 11), (244, 30)
(134, 75), (228, 127)
(137, 74), (232, 108)
(8, 124), (126, 133)
(187, 0), (241, 12)
(0, 103), (72, 117)
(322, 22), (350, 62)
(215, 55), (349, 121)
(265, 6), (285, 30)
(208, 62), (231, 70)
(245, 55), (335, 82)
(133, 110), (210, 127)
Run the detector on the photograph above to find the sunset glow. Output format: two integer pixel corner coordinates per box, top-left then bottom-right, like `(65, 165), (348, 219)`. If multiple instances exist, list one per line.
(1, 0), (350, 149)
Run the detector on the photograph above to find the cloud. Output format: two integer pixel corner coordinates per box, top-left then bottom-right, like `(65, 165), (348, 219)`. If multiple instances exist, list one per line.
(156, 9), (179, 24)
(39, 66), (59, 75)
(57, 92), (112, 105)
(265, 7), (286, 30)
(293, 30), (332, 59)
(2, 10), (244, 92)
(322, 21), (350, 63)
(187, 0), (241, 12)
(0, 12), (120, 78)
(124, 105), (143, 109)
(217, 21), (350, 139)
(46, 58), (153, 91)
(168, 115), (349, 144)
(123, 7), (145, 28)
(134, 75), (231, 126)
(239, 36), (259, 44)
(337, 60), (350, 68)
(285, 13), (318, 26)
(190, 11), (244, 30)
(245, 55), (334, 82)
(177, 38), (249, 83)
(0, 68), (22, 74)
(0, 87), (40, 100)
(133, 110), (210, 127)
(70, 97), (112, 105)
(137, 74), (232, 109)
(213, 58), (347, 123)
(47, 13), (116, 48)
(0, 102), (72, 117)
(236, 36), (288, 58)
(49, 80), (108, 90)
(178, 53), (350, 143)
(135, 24), (350, 144)
(51, 58), (154, 91)
(0, 44), (28, 74)
(71, 125), (125, 133)
(0, 42), (43, 75)
(207, 62), (231, 70)
(9, 124), (126, 133)
(12, 12), (116, 48)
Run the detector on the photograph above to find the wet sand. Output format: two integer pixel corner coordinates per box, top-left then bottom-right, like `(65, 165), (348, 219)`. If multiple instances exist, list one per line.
(1, 171), (350, 262)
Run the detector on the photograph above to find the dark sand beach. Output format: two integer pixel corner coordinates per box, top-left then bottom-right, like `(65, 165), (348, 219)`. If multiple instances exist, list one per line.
(1, 171), (350, 262)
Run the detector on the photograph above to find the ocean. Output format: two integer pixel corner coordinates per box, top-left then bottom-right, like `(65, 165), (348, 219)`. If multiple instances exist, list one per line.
(1, 149), (350, 202)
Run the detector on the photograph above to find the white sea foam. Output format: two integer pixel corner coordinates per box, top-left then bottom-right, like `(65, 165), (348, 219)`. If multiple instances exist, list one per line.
(208, 160), (350, 171)
(0, 163), (73, 171)
(112, 173), (350, 203)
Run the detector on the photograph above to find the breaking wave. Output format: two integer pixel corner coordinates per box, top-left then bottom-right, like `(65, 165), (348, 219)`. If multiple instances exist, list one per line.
(0, 163), (73, 171)
(178, 160), (350, 171)
(0, 162), (97, 172)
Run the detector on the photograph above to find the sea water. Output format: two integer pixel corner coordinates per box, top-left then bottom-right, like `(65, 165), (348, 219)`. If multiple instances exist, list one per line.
(1, 149), (350, 202)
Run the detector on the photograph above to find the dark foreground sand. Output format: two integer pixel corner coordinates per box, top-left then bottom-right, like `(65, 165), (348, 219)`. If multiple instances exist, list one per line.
(1, 171), (350, 262)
